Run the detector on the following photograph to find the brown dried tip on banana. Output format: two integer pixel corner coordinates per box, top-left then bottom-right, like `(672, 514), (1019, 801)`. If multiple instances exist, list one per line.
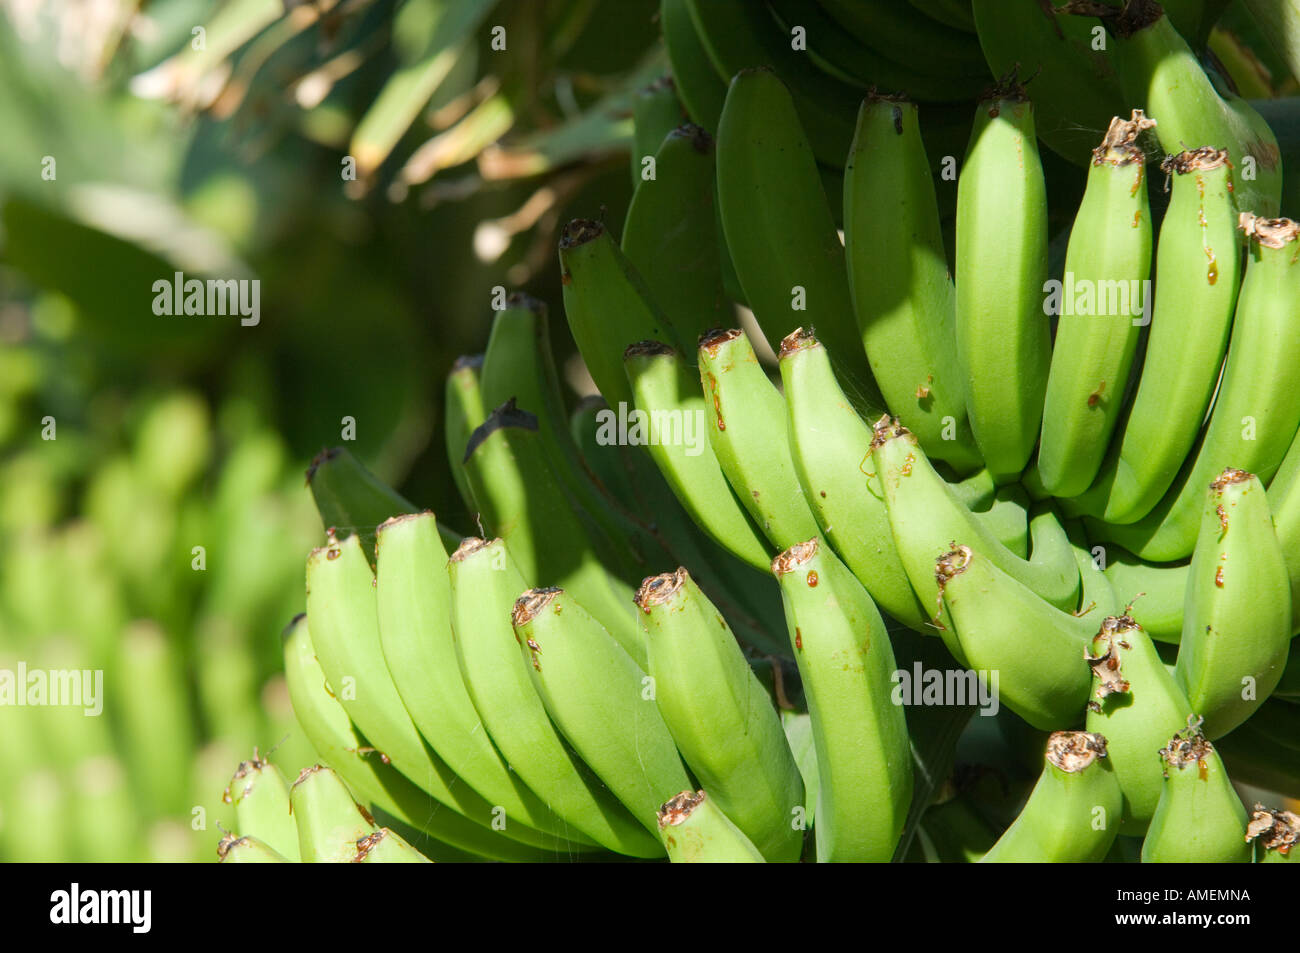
(699, 327), (742, 356)
(1094, 110), (1157, 165)
(1157, 716), (1214, 773)
(635, 569), (688, 611)
(932, 545), (972, 628)
(452, 353), (484, 373)
(216, 832), (242, 861)
(224, 746), (272, 803)
(352, 830), (388, 862)
(778, 327), (819, 359)
(1245, 805), (1300, 855)
(1059, 0), (1162, 37)
(1209, 466), (1252, 490)
(511, 586), (562, 627)
(771, 538), (819, 576)
(1238, 212), (1300, 247)
(623, 339), (675, 360)
(980, 65), (1031, 106)
(657, 790), (707, 829)
(669, 122), (713, 154)
(559, 218), (604, 249)
(868, 414), (911, 451)
(1046, 730), (1110, 773)
(449, 536), (492, 561)
(1160, 147), (1231, 176)
(1085, 614), (1138, 703)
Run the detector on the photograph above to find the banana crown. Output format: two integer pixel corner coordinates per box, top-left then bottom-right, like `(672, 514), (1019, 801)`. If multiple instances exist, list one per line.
(1045, 731), (1109, 773)
(657, 790), (707, 829)
(1246, 805), (1299, 856)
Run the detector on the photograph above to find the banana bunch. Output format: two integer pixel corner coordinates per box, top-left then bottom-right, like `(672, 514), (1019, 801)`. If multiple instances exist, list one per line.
(276, 3), (1300, 862)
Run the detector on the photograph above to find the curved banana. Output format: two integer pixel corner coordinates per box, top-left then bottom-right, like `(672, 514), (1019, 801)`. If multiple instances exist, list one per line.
(818, 0), (988, 78)
(622, 124), (728, 348)
(1083, 611), (1195, 833)
(843, 95), (980, 472)
(1247, 805), (1300, 864)
(512, 587), (691, 838)
(226, 754), (300, 862)
(445, 355), (485, 512)
(657, 790), (767, 862)
(714, 66), (882, 402)
(1038, 112), (1154, 498)
(772, 539), (912, 862)
(698, 328), (823, 550)
(871, 418), (1080, 622)
(288, 764), (378, 863)
(1140, 718), (1252, 862)
(1066, 522), (1120, 619)
(373, 513), (598, 849)
(448, 538), (663, 858)
(630, 77), (683, 187)
(1087, 215), (1300, 561)
(980, 731), (1122, 862)
(1064, 147), (1241, 523)
(953, 73), (1052, 482)
(1175, 469), (1292, 738)
(559, 218), (678, 412)
(637, 569), (804, 862)
(1265, 423), (1300, 634)
(935, 545), (1092, 727)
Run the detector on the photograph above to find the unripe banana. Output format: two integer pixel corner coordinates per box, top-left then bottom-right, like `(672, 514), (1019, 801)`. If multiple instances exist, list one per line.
(1266, 424), (1300, 634)
(1088, 215), (1300, 561)
(1084, 612), (1194, 833)
(714, 66), (882, 402)
(772, 539), (912, 861)
(843, 94), (980, 472)
(217, 834), (290, 863)
(637, 569), (804, 862)
(656, 790), (766, 863)
(1064, 148), (1240, 524)
(351, 828), (433, 864)
(1175, 469), (1292, 738)
(289, 764), (378, 863)
(623, 341), (772, 571)
(444, 354), (486, 512)
(448, 538), (663, 858)
(512, 587), (692, 838)
(1246, 805), (1300, 863)
(630, 77), (683, 188)
(558, 218), (679, 412)
(954, 74), (1051, 482)
(935, 545), (1092, 727)
(1038, 112), (1154, 497)
(1067, 522), (1120, 618)
(980, 731), (1122, 862)
(226, 753), (300, 862)
(374, 513), (597, 849)
(698, 328), (823, 550)
(1140, 719), (1252, 862)
(660, 0), (725, 132)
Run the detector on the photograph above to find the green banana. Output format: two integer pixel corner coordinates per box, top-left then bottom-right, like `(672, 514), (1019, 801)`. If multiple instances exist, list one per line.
(351, 827), (433, 863)
(772, 539), (912, 861)
(1266, 422), (1300, 634)
(656, 790), (766, 862)
(622, 123), (728, 348)
(559, 218), (678, 412)
(1063, 147), (1241, 524)
(1097, 0), (1283, 217)
(288, 764), (377, 863)
(630, 76), (683, 187)
(714, 66), (882, 403)
(623, 341), (772, 571)
(462, 401), (644, 664)
(217, 835), (290, 863)
(935, 545), (1092, 727)
(843, 95), (980, 472)
(1175, 469), (1292, 738)
(817, 0), (989, 77)
(373, 512), (598, 849)
(1140, 718), (1252, 862)
(980, 731), (1122, 862)
(444, 354), (485, 513)
(637, 568), (804, 862)
(281, 612), (522, 861)
(908, 0), (976, 32)
(953, 74), (1052, 482)
(1067, 523), (1120, 618)
(448, 537), (663, 858)
(660, 0), (726, 133)
(871, 419), (1081, 623)
(919, 794), (998, 863)
(1087, 215), (1300, 561)
(512, 586), (691, 839)
(1246, 805), (1300, 863)
(226, 753), (300, 862)
(1084, 611), (1195, 833)
(699, 328), (823, 550)
(1038, 112), (1154, 497)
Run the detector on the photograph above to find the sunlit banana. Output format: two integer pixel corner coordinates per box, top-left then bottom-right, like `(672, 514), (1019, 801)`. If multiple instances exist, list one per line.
(226, 753), (300, 862)
(1063, 147), (1241, 524)
(448, 538), (663, 858)
(656, 790), (766, 863)
(1084, 611), (1195, 833)
(843, 95), (980, 472)
(512, 587), (692, 837)
(1087, 215), (1300, 561)
(980, 731), (1122, 862)
(1038, 112), (1154, 497)
(351, 827), (434, 863)
(1175, 469), (1292, 738)
(637, 569), (804, 862)
(288, 764), (379, 863)
(699, 328), (823, 550)
(217, 834), (290, 864)
(1140, 718), (1252, 862)
(953, 73), (1052, 482)
(772, 539), (912, 861)
(714, 66), (882, 401)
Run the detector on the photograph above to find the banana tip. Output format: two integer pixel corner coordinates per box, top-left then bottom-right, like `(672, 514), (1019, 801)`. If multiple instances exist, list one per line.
(657, 790), (706, 828)
(635, 569), (688, 611)
(772, 539), (818, 576)
(1046, 731), (1109, 773)
(512, 587), (562, 627)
